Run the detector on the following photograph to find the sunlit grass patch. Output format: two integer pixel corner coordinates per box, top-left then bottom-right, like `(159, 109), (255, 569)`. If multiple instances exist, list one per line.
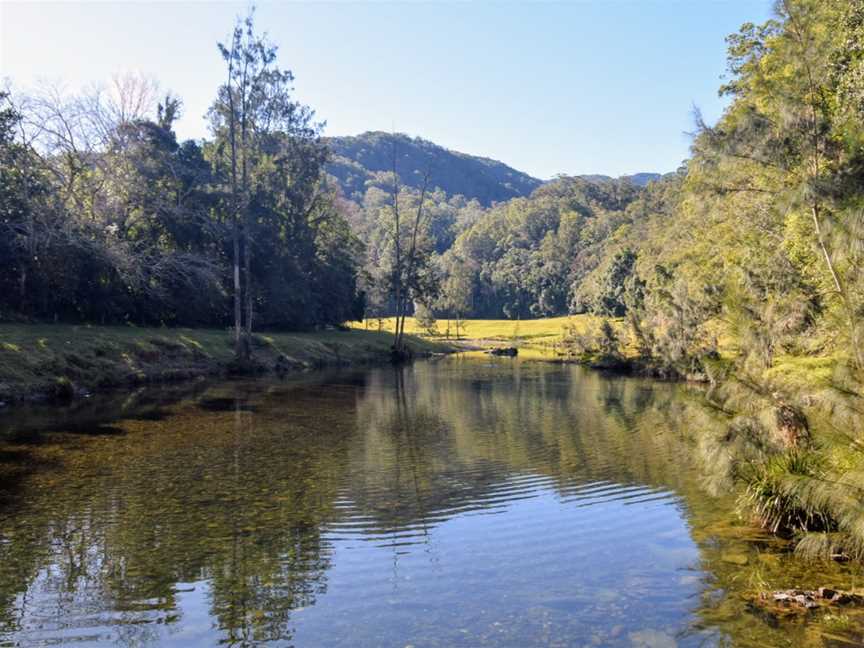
(179, 336), (205, 350)
(765, 355), (837, 390)
(351, 315), (603, 346)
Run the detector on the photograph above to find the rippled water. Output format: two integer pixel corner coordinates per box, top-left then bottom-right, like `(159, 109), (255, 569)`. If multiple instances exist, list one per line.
(0, 358), (862, 647)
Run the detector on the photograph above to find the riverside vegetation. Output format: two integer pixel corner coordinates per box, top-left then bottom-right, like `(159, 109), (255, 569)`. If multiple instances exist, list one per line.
(2, 0), (864, 637)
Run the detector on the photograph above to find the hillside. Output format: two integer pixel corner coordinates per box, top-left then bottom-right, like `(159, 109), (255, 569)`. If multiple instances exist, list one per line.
(325, 131), (542, 206)
(579, 172), (663, 187)
(326, 132), (664, 205)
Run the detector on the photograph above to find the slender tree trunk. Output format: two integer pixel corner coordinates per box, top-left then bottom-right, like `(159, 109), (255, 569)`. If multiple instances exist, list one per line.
(810, 203), (842, 295)
(400, 293), (411, 346)
(19, 267), (27, 313)
(395, 170), (431, 354)
(813, 203), (864, 370)
(391, 143), (403, 354)
(233, 218), (242, 353)
(244, 223), (252, 338)
(240, 54), (253, 347)
(225, 41), (243, 359)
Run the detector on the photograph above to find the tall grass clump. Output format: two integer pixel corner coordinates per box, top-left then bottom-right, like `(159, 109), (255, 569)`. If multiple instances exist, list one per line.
(737, 450), (833, 535)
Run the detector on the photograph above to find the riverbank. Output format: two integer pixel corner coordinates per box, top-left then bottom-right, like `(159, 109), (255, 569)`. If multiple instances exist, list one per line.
(354, 316), (669, 374)
(0, 323), (453, 405)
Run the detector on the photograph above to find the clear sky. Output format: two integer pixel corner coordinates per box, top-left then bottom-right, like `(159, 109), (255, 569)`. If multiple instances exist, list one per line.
(1, 1), (772, 179)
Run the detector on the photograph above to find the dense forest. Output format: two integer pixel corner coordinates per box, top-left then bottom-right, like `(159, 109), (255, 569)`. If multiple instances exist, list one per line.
(349, 0), (864, 388)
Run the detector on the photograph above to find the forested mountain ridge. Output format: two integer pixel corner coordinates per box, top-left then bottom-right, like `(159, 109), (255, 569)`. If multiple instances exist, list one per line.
(325, 131), (542, 205)
(326, 131), (665, 205)
(578, 172), (664, 187)
(353, 160), (673, 321)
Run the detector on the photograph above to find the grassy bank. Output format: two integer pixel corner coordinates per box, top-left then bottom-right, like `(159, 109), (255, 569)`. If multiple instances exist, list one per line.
(0, 323), (451, 404)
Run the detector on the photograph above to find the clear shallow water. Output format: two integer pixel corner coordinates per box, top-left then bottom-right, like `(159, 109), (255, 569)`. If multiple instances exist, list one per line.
(0, 358), (862, 647)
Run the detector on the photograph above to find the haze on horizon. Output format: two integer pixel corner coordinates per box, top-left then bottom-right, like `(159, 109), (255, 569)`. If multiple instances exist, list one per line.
(0, 1), (772, 179)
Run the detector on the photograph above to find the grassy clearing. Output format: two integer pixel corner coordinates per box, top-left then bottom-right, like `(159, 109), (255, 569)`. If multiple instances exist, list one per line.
(352, 317), (842, 379)
(0, 323), (450, 403)
(352, 315), (605, 349)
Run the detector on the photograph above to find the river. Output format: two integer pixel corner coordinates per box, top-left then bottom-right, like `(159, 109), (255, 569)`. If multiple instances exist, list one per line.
(0, 357), (861, 647)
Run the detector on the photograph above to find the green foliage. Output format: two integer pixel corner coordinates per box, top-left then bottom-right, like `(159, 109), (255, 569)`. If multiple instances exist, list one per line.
(439, 175), (648, 319)
(590, 248), (641, 317)
(560, 318), (625, 365)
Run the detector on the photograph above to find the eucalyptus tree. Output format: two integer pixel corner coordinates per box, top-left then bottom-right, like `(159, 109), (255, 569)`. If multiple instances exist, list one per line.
(209, 9), (326, 358)
(380, 143), (440, 354)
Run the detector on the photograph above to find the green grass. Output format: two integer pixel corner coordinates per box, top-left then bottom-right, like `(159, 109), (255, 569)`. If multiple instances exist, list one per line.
(352, 315), (604, 347)
(764, 354), (839, 391)
(0, 323), (451, 402)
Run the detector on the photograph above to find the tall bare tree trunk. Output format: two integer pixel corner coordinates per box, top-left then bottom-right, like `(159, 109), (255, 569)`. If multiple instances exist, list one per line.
(810, 203), (842, 295)
(244, 223), (252, 338)
(233, 218), (242, 355)
(19, 267), (27, 311)
(812, 202), (864, 370)
(240, 54), (253, 350)
(391, 143), (404, 354)
(396, 170), (431, 352)
(225, 40), (244, 359)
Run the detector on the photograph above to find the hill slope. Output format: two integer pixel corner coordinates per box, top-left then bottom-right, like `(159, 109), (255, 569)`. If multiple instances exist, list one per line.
(326, 131), (542, 206)
(579, 172), (663, 187)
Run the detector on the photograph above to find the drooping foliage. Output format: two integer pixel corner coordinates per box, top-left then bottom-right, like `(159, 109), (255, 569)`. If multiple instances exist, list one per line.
(598, 0), (864, 557)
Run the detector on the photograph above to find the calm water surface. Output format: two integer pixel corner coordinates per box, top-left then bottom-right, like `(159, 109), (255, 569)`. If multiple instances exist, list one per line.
(0, 358), (862, 647)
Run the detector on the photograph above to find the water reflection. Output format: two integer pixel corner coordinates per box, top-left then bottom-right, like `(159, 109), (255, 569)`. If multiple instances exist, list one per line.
(0, 359), (861, 646)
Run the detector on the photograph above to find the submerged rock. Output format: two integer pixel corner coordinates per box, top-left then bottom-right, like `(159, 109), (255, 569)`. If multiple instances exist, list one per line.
(752, 588), (864, 616)
(489, 347), (518, 357)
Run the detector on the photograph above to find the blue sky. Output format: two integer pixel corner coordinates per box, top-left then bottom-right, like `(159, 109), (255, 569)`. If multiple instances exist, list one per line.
(1, 1), (772, 179)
